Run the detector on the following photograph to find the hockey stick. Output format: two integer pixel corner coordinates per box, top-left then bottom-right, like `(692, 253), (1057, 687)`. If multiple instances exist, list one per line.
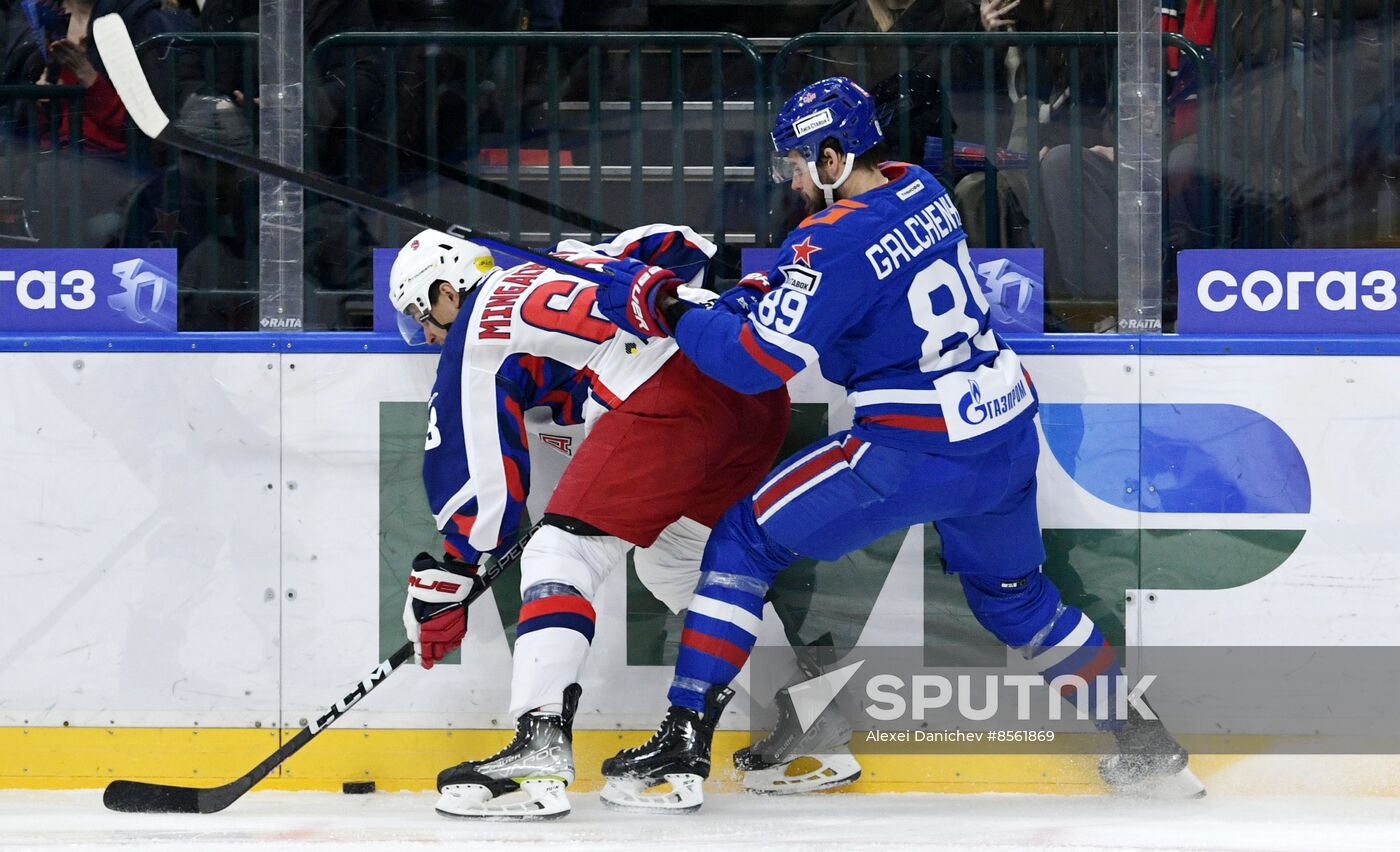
(330, 121), (628, 237)
(92, 14), (612, 287)
(329, 124), (740, 278)
(102, 523), (541, 814)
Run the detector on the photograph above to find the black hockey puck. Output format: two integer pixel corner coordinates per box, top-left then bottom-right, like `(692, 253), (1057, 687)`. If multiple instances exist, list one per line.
(342, 781), (376, 794)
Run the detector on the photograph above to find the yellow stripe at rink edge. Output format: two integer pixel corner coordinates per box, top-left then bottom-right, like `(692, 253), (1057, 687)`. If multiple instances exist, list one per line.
(2, 728), (1398, 796)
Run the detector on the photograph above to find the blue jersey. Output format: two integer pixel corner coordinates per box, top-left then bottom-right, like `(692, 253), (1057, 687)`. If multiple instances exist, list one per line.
(674, 162), (1036, 451)
(423, 225), (716, 563)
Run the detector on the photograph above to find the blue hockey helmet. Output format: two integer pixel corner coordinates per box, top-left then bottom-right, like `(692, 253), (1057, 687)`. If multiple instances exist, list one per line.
(771, 77), (883, 202)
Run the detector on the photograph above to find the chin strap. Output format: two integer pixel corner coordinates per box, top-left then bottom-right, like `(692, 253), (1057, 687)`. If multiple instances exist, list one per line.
(807, 153), (856, 206)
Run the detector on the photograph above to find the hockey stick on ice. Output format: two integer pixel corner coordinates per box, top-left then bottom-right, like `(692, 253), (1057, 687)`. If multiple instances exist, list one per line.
(93, 13), (614, 286)
(102, 523), (541, 814)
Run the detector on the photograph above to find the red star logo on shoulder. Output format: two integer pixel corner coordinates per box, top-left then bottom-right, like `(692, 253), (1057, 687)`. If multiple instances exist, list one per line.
(791, 236), (822, 267)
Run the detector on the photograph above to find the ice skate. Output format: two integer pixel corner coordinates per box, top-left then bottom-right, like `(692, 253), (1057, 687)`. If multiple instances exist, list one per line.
(734, 681), (861, 795)
(599, 685), (733, 813)
(435, 684), (581, 820)
(1100, 701), (1206, 799)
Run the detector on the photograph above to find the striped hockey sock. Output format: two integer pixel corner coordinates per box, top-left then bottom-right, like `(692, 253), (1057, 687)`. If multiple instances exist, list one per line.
(668, 571), (769, 711)
(518, 582), (597, 643)
(1025, 605), (1125, 731)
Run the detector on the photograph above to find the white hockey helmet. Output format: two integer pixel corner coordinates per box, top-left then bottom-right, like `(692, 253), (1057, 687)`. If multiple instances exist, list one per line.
(389, 229), (496, 344)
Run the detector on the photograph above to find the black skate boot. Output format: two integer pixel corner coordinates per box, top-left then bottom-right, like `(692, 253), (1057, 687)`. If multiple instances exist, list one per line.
(733, 680), (861, 795)
(599, 684), (734, 813)
(435, 683), (581, 820)
(1099, 700), (1206, 799)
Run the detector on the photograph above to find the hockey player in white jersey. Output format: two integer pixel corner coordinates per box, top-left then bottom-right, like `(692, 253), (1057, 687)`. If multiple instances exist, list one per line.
(389, 224), (800, 819)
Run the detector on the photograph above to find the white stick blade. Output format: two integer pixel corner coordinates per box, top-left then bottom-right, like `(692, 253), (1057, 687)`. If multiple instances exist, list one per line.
(92, 14), (170, 139)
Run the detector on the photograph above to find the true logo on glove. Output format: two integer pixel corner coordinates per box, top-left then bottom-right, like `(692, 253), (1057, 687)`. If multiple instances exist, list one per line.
(409, 576), (463, 595)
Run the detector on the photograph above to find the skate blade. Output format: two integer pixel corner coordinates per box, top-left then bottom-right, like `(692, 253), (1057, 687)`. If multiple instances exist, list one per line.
(1108, 765), (1207, 800)
(599, 773), (704, 813)
(742, 753), (862, 795)
(435, 778), (571, 820)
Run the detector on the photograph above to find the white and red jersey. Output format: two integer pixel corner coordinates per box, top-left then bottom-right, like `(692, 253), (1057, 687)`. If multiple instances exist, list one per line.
(422, 224), (716, 563)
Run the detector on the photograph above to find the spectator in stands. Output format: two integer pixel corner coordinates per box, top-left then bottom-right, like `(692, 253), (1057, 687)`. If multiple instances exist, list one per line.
(813, 0), (980, 155)
(953, 0), (1114, 256)
(1038, 0), (1308, 330)
(1036, 0), (1194, 329)
(768, 2), (977, 233)
(1294, 5), (1399, 247)
(200, 0), (381, 182)
(197, 0), (382, 329)
(162, 91), (259, 330)
(25, 0), (193, 149)
(36, 1), (125, 154)
(525, 0), (561, 30)
(2, 1), (34, 84)
(15, 0), (192, 246)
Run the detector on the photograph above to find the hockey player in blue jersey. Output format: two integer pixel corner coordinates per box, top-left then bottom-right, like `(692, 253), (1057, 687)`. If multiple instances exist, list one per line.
(592, 77), (1204, 811)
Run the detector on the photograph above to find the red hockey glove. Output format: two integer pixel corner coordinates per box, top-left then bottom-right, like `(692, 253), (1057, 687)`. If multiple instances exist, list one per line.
(402, 552), (481, 669)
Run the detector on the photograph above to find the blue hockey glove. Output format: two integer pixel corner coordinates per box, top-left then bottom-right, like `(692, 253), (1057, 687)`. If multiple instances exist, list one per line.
(594, 257), (682, 339)
(711, 272), (773, 316)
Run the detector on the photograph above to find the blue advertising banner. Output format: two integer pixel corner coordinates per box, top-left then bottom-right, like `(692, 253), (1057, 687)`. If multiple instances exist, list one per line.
(741, 247), (1044, 334)
(0, 249), (178, 333)
(1178, 249), (1400, 334)
(372, 247), (397, 334)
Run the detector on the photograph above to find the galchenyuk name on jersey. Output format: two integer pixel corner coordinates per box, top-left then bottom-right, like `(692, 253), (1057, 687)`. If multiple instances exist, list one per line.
(864, 195), (964, 280)
(478, 264), (548, 340)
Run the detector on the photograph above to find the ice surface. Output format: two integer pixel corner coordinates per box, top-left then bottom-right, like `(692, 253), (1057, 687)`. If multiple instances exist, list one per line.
(1, 789), (1397, 852)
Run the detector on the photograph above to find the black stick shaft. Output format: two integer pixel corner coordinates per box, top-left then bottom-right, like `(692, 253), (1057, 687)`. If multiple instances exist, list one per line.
(162, 126), (613, 284)
(335, 123), (627, 236)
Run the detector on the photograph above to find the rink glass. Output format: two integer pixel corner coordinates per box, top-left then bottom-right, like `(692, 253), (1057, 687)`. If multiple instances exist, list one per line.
(2, 2), (1394, 331)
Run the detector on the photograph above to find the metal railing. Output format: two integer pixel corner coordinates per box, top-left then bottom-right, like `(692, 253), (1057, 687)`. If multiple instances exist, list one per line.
(7, 13), (1395, 332)
(305, 31), (766, 320)
(771, 31), (1129, 243)
(1203, 1), (1399, 252)
(772, 30), (1215, 331)
(136, 32), (260, 329)
(0, 83), (86, 246)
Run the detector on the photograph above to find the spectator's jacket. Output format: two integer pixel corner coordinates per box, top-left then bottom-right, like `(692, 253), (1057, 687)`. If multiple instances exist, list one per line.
(45, 67), (129, 153)
(38, 0), (195, 153)
(1162, 1), (1216, 142)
